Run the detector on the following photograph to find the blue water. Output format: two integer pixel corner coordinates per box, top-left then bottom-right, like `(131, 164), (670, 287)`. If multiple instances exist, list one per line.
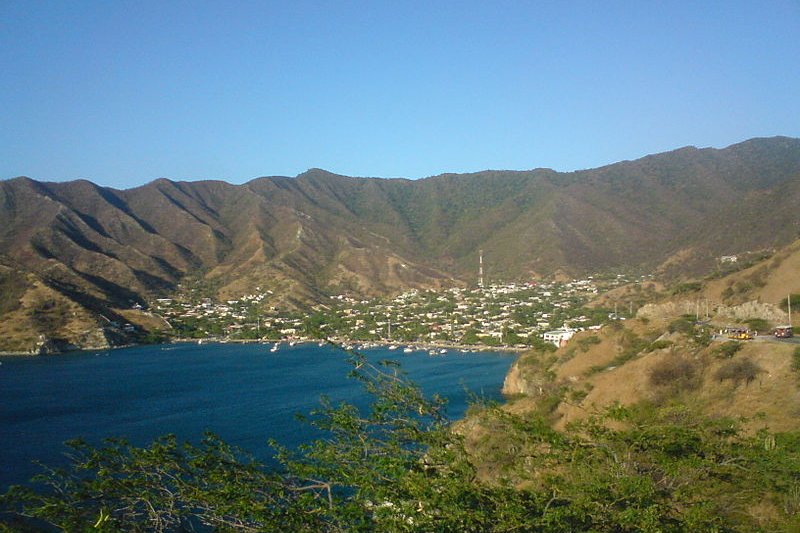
(0, 343), (515, 490)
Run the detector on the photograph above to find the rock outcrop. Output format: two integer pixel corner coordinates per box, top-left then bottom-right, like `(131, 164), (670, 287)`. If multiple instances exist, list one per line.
(637, 300), (789, 324)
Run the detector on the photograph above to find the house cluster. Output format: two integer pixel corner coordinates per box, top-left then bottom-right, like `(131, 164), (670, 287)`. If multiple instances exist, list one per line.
(153, 289), (304, 339)
(324, 278), (607, 347)
(151, 276), (628, 348)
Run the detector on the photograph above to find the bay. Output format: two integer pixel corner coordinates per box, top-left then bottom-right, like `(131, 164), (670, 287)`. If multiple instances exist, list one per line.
(0, 342), (515, 490)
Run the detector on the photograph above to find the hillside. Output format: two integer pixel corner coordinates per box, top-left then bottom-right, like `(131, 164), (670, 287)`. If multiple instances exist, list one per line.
(495, 238), (800, 436)
(501, 317), (799, 432)
(703, 238), (800, 307)
(1, 136), (800, 351)
(455, 315), (800, 530)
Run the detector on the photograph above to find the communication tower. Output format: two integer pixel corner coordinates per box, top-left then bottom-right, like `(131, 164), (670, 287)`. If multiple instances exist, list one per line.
(479, 250), (484, 288)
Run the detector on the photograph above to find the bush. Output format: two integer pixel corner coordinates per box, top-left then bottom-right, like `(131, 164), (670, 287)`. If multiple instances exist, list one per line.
(715, 341), (743, 359)
(780, 294), (800, 312)
(671, 281), (702, 295)
(576, 335), (601, 352)
(734, 281), (754, 294)
(648, 356), (698, 389)
(693, 326), (713, 347)
(721, 286), (734, 300)
(139, 328), (170, 344)
(744, 318), (770, 333)
(568, 387), (590, 403)
(715, 357), (763, 386)
(647, 340), (673, 352)
(668, 316), (695, 335)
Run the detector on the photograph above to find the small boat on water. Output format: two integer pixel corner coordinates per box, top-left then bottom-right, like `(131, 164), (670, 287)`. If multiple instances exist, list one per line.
(439, 349), (447, 354)
(318, 341), (326, 347)
(403, 347), (413, 353)
(270, 343), (280, 353)
(388, 345), (398, 350)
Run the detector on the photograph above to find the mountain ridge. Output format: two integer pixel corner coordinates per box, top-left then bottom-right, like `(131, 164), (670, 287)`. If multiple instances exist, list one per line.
(2, 136), (800, 351)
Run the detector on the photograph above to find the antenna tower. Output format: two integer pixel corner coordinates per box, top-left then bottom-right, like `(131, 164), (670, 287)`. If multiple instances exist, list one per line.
(478, 250), (484, 288)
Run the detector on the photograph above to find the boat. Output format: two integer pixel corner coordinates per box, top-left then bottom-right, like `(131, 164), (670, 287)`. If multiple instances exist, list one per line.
(388, 345), (398, 350)
(403, 347), (413, 353)
(270, 343), (280, 353)
(439, 349), (447, 354)
(318, 341), (326, 347)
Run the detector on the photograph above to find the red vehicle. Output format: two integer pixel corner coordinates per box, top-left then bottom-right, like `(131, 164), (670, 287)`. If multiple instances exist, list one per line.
(774, 325), (794, 339)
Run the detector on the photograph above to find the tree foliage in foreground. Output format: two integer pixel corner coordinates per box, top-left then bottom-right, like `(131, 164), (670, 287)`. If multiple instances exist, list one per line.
(2, 352), (800, 532)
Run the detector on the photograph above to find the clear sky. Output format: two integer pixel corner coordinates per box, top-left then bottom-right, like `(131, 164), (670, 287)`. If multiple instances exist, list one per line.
(1, 1), (798, 189)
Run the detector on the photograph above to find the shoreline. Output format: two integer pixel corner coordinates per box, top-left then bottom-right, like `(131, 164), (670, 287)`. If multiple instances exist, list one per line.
(170, 337), (528, 354)
(0, 336), (528, 357)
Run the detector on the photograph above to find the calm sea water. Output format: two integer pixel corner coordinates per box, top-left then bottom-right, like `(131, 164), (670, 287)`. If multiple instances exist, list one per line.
(0, 342), (515, 490)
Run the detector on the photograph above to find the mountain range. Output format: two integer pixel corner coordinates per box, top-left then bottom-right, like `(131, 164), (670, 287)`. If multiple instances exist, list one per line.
(1, 136), (799, 351)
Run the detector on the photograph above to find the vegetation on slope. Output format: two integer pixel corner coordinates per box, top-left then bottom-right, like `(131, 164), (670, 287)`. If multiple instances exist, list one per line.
(703, 238), (800, 308)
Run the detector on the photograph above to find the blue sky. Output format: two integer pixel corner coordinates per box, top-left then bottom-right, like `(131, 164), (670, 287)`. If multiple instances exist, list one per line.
(1, 1), (798, 189)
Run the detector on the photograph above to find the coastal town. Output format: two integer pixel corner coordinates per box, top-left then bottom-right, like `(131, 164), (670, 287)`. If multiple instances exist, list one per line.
(150, 275), (635, 350)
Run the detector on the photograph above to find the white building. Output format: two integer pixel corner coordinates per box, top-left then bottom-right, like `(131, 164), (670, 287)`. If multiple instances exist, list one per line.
(542, 328), (576, 348)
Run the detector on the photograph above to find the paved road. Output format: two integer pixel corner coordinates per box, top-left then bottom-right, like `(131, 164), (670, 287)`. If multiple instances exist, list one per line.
(759, 336), (800, 345)
(711, 334), (800, 345)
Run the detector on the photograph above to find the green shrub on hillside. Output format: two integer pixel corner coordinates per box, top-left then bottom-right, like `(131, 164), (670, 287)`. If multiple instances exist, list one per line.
(671, 281), (702, 295)
(668, 316), (695, 334)
(715, 357), (763, 386)
(745, 318), (770, 333)
(0, 270), (28, 315)
(715, 341), (743, 359)
(576, 335), (601, 352)
(780, 294), (800, 312)
(648, 356), (698, 390)
(646, 339), (673, 352)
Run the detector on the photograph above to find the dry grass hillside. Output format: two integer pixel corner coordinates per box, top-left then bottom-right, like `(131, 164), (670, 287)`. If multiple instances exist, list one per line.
(501, 317), (800, 434)
(491, 240), (800, 452)
(704, 237), (800, 307)
(456, 315), (800, 530)
(0, 272), (105, 353)
(587, 236), (800, 332)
